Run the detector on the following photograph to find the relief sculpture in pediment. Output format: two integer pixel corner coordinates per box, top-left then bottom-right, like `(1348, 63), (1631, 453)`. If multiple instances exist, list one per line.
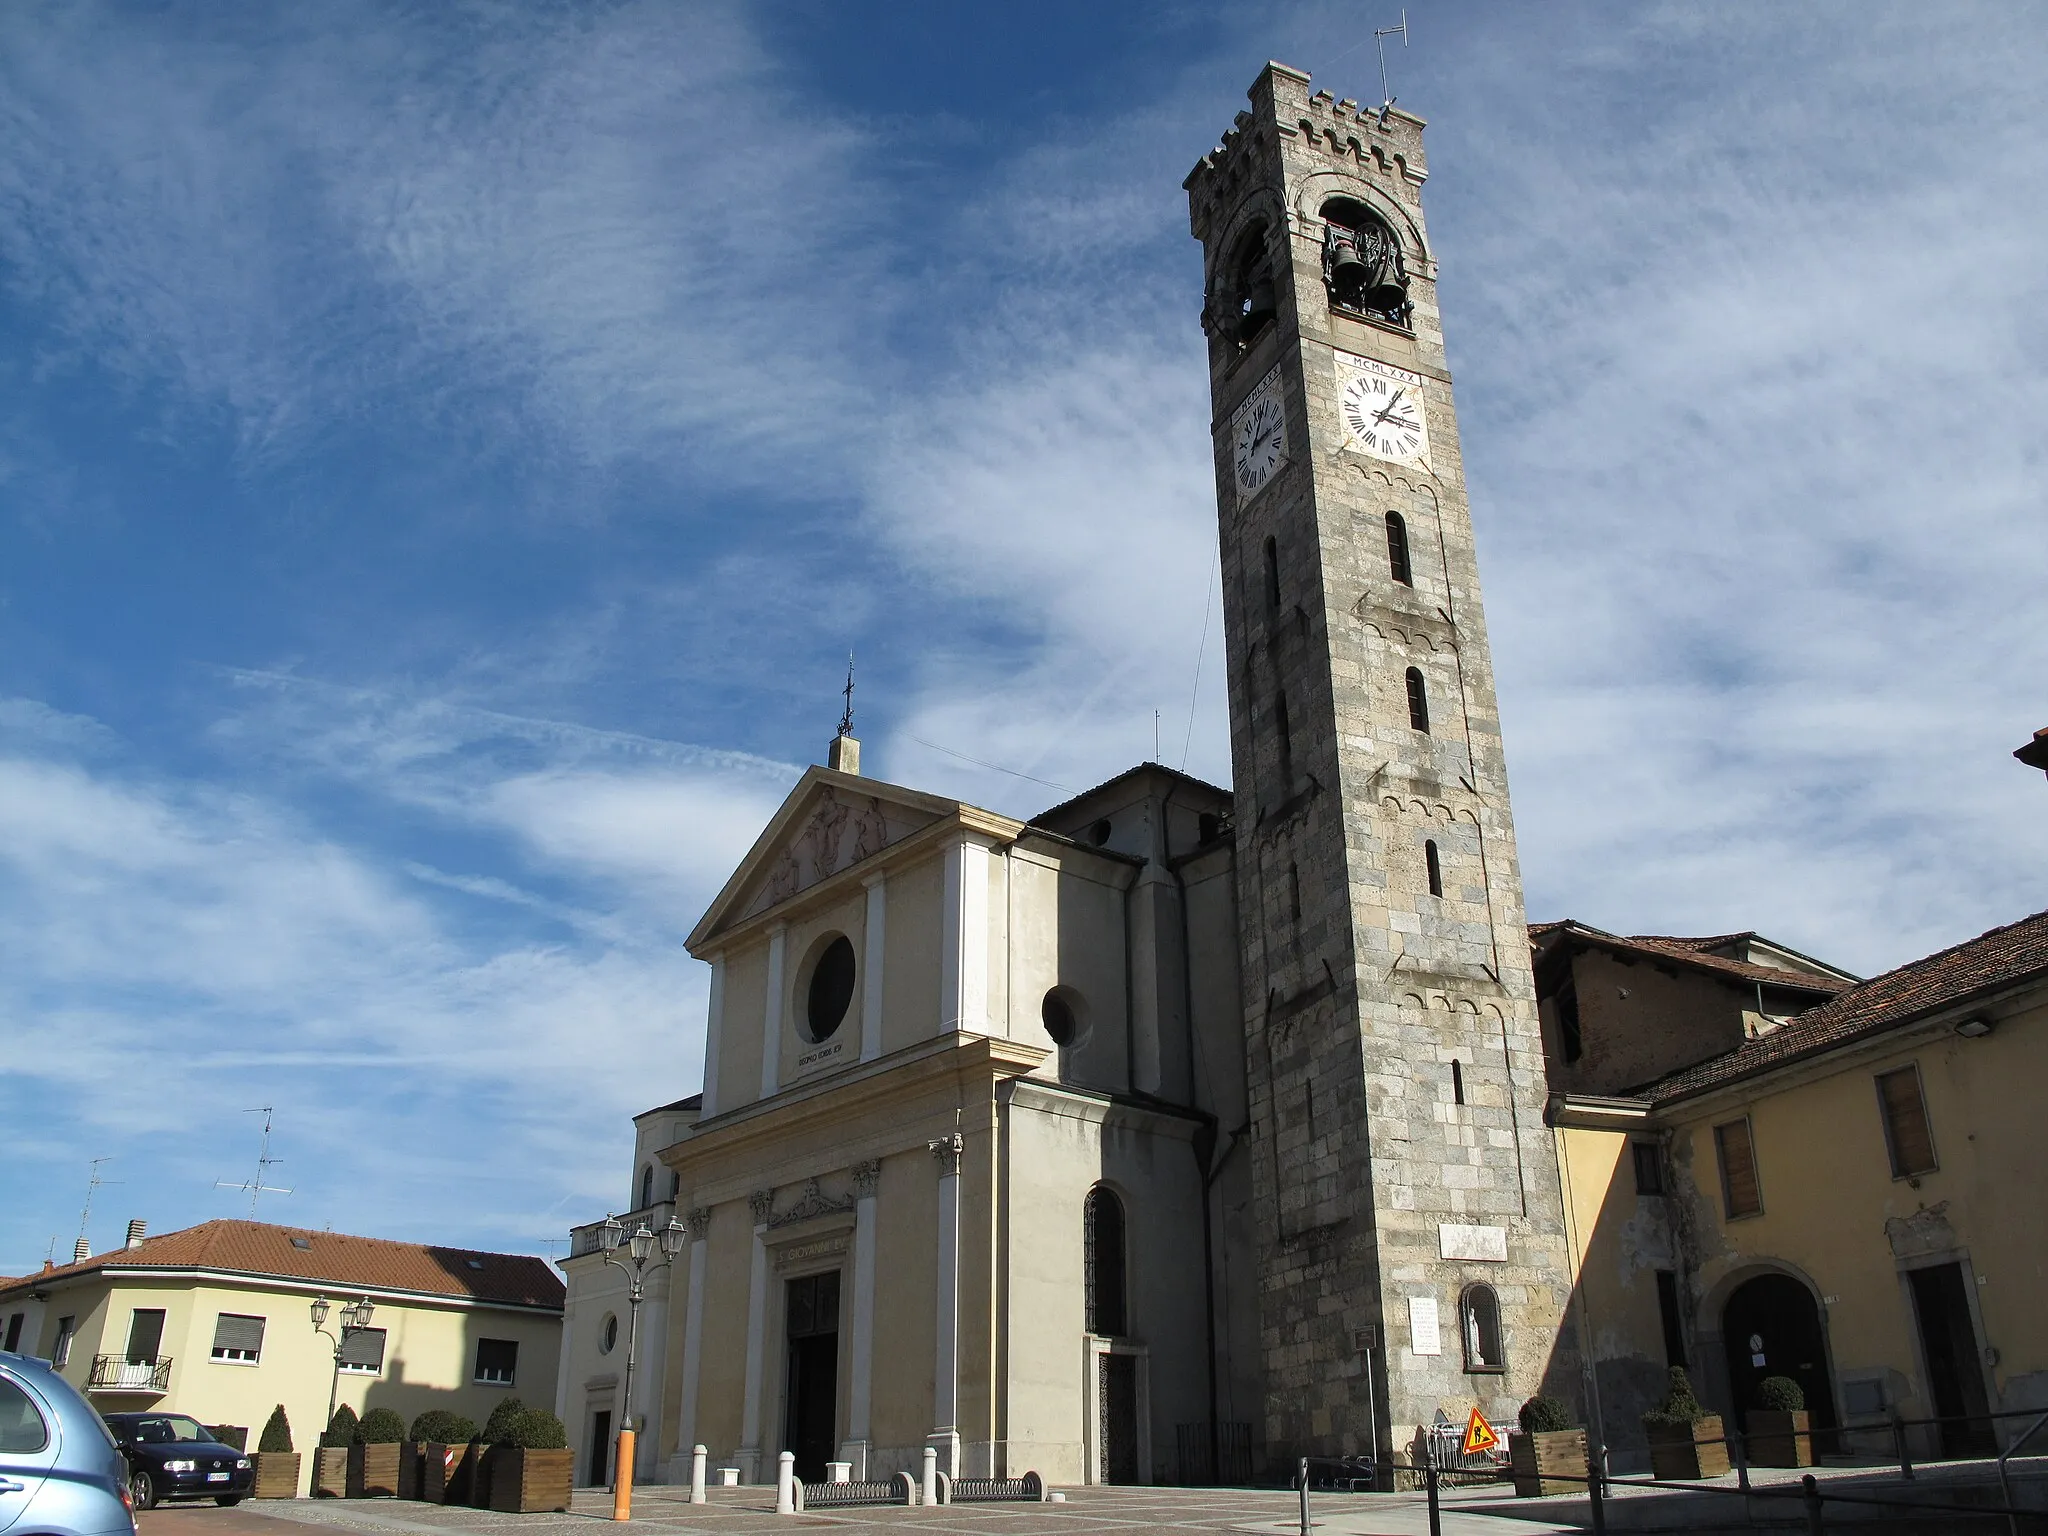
(806, 787), (853, 878)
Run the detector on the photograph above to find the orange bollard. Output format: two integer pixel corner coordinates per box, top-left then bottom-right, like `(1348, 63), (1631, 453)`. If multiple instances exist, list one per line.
(613, 1428), (635, 1521)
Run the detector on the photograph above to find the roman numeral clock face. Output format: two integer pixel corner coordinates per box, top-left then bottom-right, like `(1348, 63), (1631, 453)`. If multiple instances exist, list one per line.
(1337, 353), (1431, 468)
(1231, 366), (1288, 505)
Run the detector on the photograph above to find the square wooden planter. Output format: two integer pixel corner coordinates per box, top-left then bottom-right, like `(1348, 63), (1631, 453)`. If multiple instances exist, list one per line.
(1509, 1429), (1587, 1497)
(396, 1442), (426, 1501)
(422, 1443), (469, 1504)
(467, 1443), (496, 1508)
(1746, 1410), (1813, 1468)
(1646, 1416), (1731, 1480)
(251, 1452), (300, 1499)
(347, 1443), (401, 1498)
(314, 1447), (350, 1498)
(486, 1447), (574, 1514)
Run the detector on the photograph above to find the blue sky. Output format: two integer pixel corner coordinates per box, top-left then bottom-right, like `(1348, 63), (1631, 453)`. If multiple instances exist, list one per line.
(3, 1), (2044, 1273)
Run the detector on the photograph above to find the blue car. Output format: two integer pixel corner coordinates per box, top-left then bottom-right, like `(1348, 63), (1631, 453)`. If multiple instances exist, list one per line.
(97, 1416), (252, 1511)
(0, 1351), (135, 1536)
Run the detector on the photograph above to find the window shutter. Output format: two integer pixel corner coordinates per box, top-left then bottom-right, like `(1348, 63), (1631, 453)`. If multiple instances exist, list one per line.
(211, 1314), (266, 1359)
(1877, 1066), (1937, 1176)
(1715, 1118), (1762, 1218)
(474, 1338), (518, 1384)
(339, 1327), (386, 1371)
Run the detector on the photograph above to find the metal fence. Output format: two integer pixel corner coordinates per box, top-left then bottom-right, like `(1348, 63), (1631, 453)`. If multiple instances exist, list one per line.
(799, 1474), (915, 1509)
(952, 1472), (1045, 1503)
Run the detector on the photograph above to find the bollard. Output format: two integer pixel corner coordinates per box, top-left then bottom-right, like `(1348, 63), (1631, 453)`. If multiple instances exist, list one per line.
(1732, 1427), (1751, 1494)
(1801, 1473), (1823, 1535)
(1891, 1412), (1914, 1481)
(690, 1445), (706, 1505)
(921, 1445), (937, 1508)
(776, 1451), (796, 1515)
(1586, 1435), (1607, 1536)
(1297, 1457), (1310, 1536)
(613, 1427), (635, 1522)
(1424, 1463), (1441, 1536)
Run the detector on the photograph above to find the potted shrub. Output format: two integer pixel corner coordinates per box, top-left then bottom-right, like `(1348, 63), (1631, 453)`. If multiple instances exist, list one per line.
(347, 1407), (407, 1497)
(251, 1405), (301, 1499)
(1747, 1376), (1813, 1467)
(1509, 1396), (1587, 1497)
(487, 1407), (574, 1514)
(469, 1398), (527, 1508)
(1642, 1367), (1730, 1480)
(407, 1410), (476, 1502)
(315, 1405), (357, 1497)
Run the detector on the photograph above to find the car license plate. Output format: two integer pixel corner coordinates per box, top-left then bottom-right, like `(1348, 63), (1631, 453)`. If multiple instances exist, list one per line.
(207, 1472), (230, 1482)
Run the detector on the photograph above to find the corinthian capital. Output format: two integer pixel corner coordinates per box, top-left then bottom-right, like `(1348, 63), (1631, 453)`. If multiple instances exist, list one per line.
(927, 1133), (964, 1176)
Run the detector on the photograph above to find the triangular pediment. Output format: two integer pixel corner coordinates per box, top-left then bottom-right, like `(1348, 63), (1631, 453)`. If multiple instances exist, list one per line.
(686, 767), (965, 951)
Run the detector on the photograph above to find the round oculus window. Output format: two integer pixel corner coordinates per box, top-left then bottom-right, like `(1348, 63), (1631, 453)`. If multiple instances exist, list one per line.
(1042, 989), (1080, 1047)
(599, 1314), (618, 1355)
(805, 934), (857, 1042)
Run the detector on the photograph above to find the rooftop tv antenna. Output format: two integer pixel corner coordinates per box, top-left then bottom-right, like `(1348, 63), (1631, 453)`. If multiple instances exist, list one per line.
(76, 1158), (117, 1253)
(216, 1106), (293, 1216)
(1374, 9), (1409, 124)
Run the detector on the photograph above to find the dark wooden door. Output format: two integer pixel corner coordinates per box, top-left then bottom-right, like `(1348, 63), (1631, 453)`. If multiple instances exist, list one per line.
(783, 1271), (841, 1483)
(1907, 1263), (1994, 1457)
(1100, 1353), (1139, 1484)
(586, 1410), (612, 1487)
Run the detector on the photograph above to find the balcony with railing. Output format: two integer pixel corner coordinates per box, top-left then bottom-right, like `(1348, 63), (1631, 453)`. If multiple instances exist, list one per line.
(88, 1355), (172, 1394)
(568, 1201), (674, 1259)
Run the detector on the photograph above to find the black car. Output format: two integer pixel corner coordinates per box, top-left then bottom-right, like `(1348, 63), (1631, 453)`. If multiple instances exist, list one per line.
(100, 1413), (253, 1509)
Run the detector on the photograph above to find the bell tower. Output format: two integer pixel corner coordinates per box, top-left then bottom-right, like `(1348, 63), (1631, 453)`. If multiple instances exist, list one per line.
(1186, 65), (1578, 1469)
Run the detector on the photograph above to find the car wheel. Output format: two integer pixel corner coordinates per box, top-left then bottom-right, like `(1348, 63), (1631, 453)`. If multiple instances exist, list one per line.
(215, 1496), (245, 1507)
(130, 1469), (157, 1510)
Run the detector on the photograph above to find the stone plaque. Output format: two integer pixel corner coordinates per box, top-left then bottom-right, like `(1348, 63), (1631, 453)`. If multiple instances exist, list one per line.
(1439, 1223), (1509, 1263)
(1408, 1295), (1441, 1356)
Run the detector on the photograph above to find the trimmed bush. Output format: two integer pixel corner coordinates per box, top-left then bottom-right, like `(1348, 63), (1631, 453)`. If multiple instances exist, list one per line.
(407, 1409), (477, 1445)
(480, 1396), (528, 1446)
(357, 1407), (407, 1444)
(1643, 1366), (1707, 1430)
(258, 1406), (293, 1454)
(321, 1404), (360, 1449)
(501, 1408), (568, 1451)
(1756, 1375), (1806, 1413)
(1519, 1395), (1575, 1434)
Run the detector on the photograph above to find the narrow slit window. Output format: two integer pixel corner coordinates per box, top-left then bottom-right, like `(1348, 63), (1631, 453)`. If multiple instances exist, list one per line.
(1424, 839), (1442, 897)
(1451, 1059), (1465, 1105)
(1714, 1117), (1763, 1218)
(1405, 668), (1430, 734)
(1555, 974), (1584, 1063)
(639, 1165), (654, 1210)
(1875, 1065), (1938, 1177)
(1632, 1140), (1666, 1195)
(1084, 1186), (1128, 1337)
(1275, 691), (1293, 778)
(1263, 535), (1281, 612)
(1288, 862), (1301, 922)
(1385, 511), (1413, 586)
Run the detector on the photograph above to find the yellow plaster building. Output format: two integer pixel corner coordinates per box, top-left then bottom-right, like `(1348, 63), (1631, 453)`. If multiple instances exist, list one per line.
(1545, 912), (2048, 1468)
(0, 1220), (564, 1494)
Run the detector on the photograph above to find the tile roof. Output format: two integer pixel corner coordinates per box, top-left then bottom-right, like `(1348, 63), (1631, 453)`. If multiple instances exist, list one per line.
(1535, 922), (1850, 998)
(1639, 908), (2048, 1105)
(0, 1220), (563, 1310)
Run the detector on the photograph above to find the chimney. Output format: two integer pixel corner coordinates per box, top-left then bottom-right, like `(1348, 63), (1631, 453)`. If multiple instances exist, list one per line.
(828, 734), (860, 775)
(126, 1219), (147, 1250)
(72, 1237), (90, 1264)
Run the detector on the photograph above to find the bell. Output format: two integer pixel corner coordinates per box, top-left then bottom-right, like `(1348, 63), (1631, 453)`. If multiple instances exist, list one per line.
(1237, 276), (1277, 342)
(1328, 233), (1369, 297)
(1357, 265), (1408, 315)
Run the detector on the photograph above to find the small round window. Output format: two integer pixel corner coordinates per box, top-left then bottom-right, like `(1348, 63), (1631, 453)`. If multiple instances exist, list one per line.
(1042, 987), (1086, 1048)
(599, 1314), (618, 1355)
(805, 934), (857, 1042)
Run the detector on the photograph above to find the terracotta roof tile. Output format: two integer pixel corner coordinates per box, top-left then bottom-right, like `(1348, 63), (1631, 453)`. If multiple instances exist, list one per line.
(0, 1220), (562, 1310)
(1639, 908), (2048, 1104)
(1535, 922), (1850, 997)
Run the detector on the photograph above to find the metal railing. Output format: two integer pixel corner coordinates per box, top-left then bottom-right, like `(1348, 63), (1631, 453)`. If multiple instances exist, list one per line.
(800, 1474), (915, 1508)
(87, 1355), (171, 1392)
(953, 1472), (1046, 1503)
(568, 1200), (674, 1258)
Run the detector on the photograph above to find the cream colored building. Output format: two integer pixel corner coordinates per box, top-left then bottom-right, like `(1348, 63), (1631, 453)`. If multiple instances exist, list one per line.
(0, 1219), (563, 1494)
(560, 758), (1261, 1490)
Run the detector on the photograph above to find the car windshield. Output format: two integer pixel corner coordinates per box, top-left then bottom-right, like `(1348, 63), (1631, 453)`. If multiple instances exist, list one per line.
(131, 1415), (215, 1445)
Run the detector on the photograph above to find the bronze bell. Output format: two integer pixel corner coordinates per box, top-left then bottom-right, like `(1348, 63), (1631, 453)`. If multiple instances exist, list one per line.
(1238, 276), (1277, 342)
(1357, 263), (1407, 314)
(1328, 232), (1369, 296)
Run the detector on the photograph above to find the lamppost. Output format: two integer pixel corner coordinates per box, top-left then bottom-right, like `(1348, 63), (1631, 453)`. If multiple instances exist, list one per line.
(310, 1295), (377, 1441)
(599, 1212), (687, 1521)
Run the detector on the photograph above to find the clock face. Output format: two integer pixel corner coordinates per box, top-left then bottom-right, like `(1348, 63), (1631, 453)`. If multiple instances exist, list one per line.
(1336, 353), (1431, 467)
(1231, 367), (1288, 504)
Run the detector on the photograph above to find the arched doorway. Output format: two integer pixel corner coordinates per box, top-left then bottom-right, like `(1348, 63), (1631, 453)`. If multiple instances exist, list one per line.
(1722, 1273), (1838, 1445)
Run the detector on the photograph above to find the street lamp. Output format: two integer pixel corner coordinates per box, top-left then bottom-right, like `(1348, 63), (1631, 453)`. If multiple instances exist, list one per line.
(599, 1213), (687, 1520)
(311, 1295), (377, 1440)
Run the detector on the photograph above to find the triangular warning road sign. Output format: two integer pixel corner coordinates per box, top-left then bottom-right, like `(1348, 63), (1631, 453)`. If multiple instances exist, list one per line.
(1462, 1406), (1499, 1456)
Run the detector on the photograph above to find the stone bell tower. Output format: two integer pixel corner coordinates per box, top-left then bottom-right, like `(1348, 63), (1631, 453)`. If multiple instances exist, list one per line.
(1185, 64), (1579, 1470)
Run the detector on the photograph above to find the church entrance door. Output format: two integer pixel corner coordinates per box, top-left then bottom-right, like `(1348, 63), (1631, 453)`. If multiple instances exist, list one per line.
(1099, 1353), (1139, 1484)
(783, 1270), (841, 1483)
(1721, 1273), (1838, 1448)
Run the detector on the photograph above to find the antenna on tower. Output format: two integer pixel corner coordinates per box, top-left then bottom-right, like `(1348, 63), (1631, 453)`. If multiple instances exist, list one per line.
(215, 1107), (293, 1216)
(1374, 9), (1409, 124)
(75, 1158), (118, 1261)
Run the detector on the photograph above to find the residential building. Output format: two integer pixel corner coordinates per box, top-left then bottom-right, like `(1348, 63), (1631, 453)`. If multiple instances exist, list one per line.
(0, 1219), (564, 1493)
